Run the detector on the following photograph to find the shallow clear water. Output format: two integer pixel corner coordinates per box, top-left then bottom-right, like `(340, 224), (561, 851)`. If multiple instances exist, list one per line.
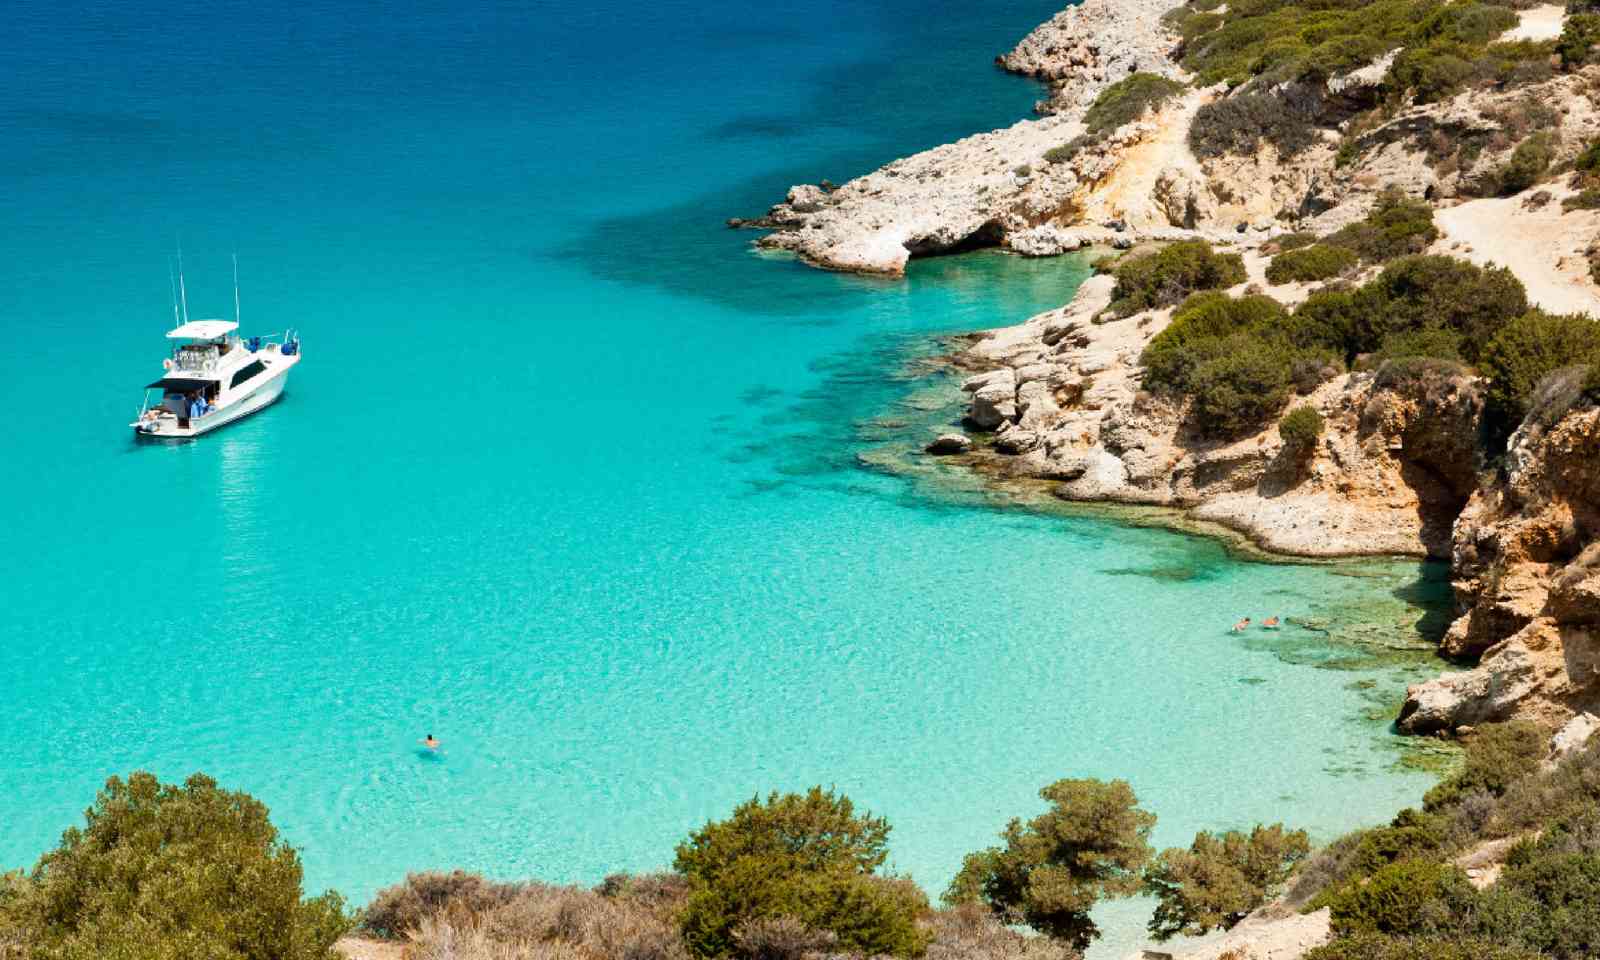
(1, 0), (1446, 952)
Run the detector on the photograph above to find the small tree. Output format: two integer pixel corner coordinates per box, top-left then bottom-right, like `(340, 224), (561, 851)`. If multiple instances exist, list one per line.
(0, 772), (347, 960)
(674, 787), (928, 958)
(944, 779), (1155, 950)
(1144, 824), (1311, 940)
(1279, 406), (1326, 461)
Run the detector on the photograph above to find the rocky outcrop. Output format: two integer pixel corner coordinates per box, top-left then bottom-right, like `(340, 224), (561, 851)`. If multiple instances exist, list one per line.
(1399, 395), (1600, 733)
(939, 248), (1487, 558)
(997, 0), (1188, 117)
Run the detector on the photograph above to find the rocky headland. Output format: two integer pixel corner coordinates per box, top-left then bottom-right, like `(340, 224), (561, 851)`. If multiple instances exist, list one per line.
(741, 0), (1600, 773)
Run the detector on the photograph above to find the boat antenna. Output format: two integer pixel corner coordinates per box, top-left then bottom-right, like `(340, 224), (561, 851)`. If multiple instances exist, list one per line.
(176, 242), (190, 325)
(167, 257), (181, 328)
(232, 252), (241, 327)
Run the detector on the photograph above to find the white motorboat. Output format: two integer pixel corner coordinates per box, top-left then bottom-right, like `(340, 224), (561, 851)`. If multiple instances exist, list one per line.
(131, 257), (301, 439)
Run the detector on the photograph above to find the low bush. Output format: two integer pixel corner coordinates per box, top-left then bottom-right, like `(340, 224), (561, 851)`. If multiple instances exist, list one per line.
(1144, 824), (1310, 940)
(1105, 240), (1247, 317)
(396, 880), (690, 960)
(1189, 90), (1323, 161)
(1357, 256), (1527, 363)
(921, 904), (1077, 960)
(1324, 860), (1475, 938)
(1490, 133), (1557, 196)
(675, 787), (929, 958)
(1562, 188), (1600, 211)
(1375, 328), (1466, 363)
(1084, 73), (1187, 137)
(1324, 191), (1439, 263)
(1558, 13), (1600, 68)
(1479, 311), (1600, 435)
(1273, 231), (1320, 252)
(1043, 134), (1094, 165)
(1267, 243), (1360, 283)
(1305, 933), (1541, 960)
(0, 772), (348, 960)
(363, 871), (523, 939)
(1187, 335), (1303, 436)
(1142, 292), (1289, 389)
(1279, 405), (1326, 454)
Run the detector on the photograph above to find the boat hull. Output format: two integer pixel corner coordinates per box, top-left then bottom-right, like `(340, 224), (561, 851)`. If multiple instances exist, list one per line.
(133, 356), (297, 440)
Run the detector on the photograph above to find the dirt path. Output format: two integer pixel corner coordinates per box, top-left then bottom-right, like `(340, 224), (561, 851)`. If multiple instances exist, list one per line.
(1434, 194), (1600, 315)
(1502, 4), (1565, 41)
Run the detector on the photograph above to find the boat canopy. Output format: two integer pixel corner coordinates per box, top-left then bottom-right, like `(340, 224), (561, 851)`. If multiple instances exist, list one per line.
(167, 319), (238, 340)
(146, 376), (218, 391)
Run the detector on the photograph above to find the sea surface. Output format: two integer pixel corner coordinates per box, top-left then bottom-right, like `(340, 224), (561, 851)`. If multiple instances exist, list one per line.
(1, 0), (1447, 953)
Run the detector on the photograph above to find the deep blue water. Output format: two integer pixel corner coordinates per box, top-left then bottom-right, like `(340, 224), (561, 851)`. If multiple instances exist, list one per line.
(0, 1), (1444, 953)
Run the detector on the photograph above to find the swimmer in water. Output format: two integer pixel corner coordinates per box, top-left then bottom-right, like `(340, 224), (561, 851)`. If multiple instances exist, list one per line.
(1232, 617), (1252, 632)
(1263, 616), (1281, 629)
(420, 734), (440, 751)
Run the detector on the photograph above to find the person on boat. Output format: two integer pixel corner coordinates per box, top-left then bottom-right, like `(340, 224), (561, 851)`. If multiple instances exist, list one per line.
(1231, 617), (1252, 632)
(420, 734), (440, 751)
(1263, 616), (1281, 629)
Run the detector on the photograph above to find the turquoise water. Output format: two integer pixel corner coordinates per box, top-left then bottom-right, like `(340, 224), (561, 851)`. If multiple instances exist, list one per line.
(1, 0), (1445, 952)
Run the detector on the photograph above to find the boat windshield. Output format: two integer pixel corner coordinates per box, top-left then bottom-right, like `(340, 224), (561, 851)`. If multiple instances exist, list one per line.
(171, 343), (220, 374)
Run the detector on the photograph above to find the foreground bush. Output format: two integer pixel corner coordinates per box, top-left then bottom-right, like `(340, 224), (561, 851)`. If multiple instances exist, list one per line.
(0, 772), (347, 960)
(1189, 90), (1322, 160)
(1267, 244), (1359, 283)
(1104, 240), (1246, 318)
(397, 879), (689, 960)
(945, 778), (1154, 950)
(1356, 256), (1527, 364)
(675, 787), (929, 958)
(362, 870), (525, 939)
(1423, 721), (1546, 812)
(1144, 823), (1310, 940)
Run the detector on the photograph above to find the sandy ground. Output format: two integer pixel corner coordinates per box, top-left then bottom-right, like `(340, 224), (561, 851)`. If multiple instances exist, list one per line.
(1502, 4), (1565, 41)
(336, 937), (403, 960)
(1080, 89), (1207, 229)
(1434, 194), (1600, 315)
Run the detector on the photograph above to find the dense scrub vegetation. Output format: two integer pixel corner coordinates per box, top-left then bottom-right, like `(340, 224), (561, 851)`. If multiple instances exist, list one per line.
(0, 772), (348, 960)
(1139, 248), (1532, 437)
(1173, 0), (1565, 159)
(1103, 239), (1247, 318)
(1265, 191), (1438, 283)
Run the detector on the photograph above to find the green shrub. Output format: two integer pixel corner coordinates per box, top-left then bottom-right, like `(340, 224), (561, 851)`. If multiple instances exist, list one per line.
(1106, 240), (1247, 317)
(674, 787), (928, 958)
(1279, 405), (1326, 453)
(1558, 13), (1600, 68)
(1273, 231), (1320, 252)
(1143, 824), (1310, 940)
(0, 772), (348, 960)
(1492, 853), (1600, 957)
(1371, 356), (1471, 391)
(945, 779), (1155, 949)
(1267, 243), (1360, 283)
(1084, 73), (1187, 137)
(1044, 135), (1094, 165)
(1288, 289), (1372, 361)
(1348, 809), (1449, 877)
(1305, 933), (1541, 960)
(1424, 721), (1550, 812)
(1479, 310), (1600, 432)
(1562, 189), (1600, 211)
(1376, 328), (1466, 363)
(1359, 256), (1528, 363)
(1189, 90), (1323, 160)
(1325, 191), (1439, 263)
(1188, 334), (1301, 435)
(1492, 133), (1557, 196)
(1324, 860), (1475, 938)
(1142, 292), (1289, 389)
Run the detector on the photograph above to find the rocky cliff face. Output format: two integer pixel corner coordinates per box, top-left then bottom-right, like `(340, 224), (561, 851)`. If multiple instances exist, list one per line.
(1401, 390), (1600, 733)
(951, 250), (1486, 558)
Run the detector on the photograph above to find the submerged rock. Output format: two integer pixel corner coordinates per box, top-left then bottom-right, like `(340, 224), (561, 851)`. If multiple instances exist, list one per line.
(925, 433), (972, 455)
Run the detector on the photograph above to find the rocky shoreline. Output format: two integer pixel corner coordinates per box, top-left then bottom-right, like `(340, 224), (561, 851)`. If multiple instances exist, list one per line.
(741, 0), (1600, 814)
